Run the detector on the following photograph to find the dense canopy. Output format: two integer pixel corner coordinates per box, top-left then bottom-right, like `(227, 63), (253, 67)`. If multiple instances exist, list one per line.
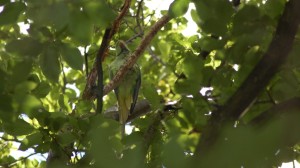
(0, 0), (300, 167)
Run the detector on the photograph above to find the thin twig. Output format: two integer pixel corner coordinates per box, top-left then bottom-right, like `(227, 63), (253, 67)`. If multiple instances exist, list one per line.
(7, 153), (38, 167)
(84, 46), (89, 77)
(250, 97), (300, 126)
(129, 33), (145, 43)
(0, 136), (21, 143)
(135, 0), (144, 33)
(60, 61), (67, 94)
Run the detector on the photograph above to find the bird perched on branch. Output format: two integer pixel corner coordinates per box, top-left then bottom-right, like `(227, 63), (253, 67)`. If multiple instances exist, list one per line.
(109, 41), (141, 137)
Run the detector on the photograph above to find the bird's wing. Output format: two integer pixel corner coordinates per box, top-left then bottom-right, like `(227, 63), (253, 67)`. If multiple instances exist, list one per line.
(109, 62), (120, 99)
(129, 65), (141, 115)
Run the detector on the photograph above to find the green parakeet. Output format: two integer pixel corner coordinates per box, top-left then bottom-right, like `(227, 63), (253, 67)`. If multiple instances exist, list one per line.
(109, 41), (141, 136)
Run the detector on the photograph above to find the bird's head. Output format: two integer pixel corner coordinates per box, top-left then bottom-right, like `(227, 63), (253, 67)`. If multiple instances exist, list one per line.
(116, 40), (130, 57)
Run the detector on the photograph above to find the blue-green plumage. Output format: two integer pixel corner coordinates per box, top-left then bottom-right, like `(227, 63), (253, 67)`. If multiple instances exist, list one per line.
(109, 41), (141, 136)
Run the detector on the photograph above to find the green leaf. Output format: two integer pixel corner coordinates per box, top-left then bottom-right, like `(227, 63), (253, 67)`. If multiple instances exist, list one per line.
(13, 81), (42, 114)
(57, 132), (77, 146)
(58, 94), (72, 112)
(174, 77), (198, 95)
(174, 54), (205, 95)
(162, 138), (186, 168)
(193, 0), (234, 36)
(232, 5), (262, 36)
(0, 94), (13, 112)
(158, 41), (171, 58)
(32, 81), (51, 98)
(76, 100), (94, 114)
(168, 0), (190, 18)
(271, 71), (300, 102)
(10, 59), (33, 85)
(84, 1), (116, 27)
(68, 11), (92, 45)
(5, 38), (43, 57)
(190, 9), (201, 25)
(0, 156), (15, 165)
(182, 54), (203, 81)
(0, 0), (9, 6)
(0, 94), (14, 121)
(3, 119), (35, 136)
(45, 112), (68, 132)
(27, 1), (69, 30)
(19, 132), (43, 151)
(19, 95), (41, 114)
(198, 36), (226, 51)
(0, 2), (26, 26)
(35, 141), (50, 153)
(60, 43), (83, 70)
(39, 45), (61, 82)
(28, 109), (50, 126)
(0, 69), (7, 93)
(14, 81), (37, 95)
(142, 83), (161, 110)
(263, 0), (285, 19)
(65, 88), (77, 100)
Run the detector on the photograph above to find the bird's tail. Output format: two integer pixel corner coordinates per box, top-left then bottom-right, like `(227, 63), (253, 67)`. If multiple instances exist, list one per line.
(121, 123), (125, 138)
(118, 98), (130, 138)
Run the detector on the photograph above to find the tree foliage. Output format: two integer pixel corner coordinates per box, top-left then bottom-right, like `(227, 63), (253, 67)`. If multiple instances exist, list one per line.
(0, 0), (300, 167)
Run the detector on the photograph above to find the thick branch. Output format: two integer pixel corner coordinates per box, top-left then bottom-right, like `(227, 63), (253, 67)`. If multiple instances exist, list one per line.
(195, 0), (300, 157)
(103, 15), (171, 95)
(82, 0), (131, 100)
(251, 97), (300, 126)
(103, 100), (181, 124)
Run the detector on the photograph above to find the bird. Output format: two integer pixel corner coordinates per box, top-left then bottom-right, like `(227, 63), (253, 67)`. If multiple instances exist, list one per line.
(109, 40), (141, 137)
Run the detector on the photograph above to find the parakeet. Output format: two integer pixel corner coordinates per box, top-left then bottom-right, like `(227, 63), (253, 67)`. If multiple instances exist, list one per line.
(109, 41), (141, 137)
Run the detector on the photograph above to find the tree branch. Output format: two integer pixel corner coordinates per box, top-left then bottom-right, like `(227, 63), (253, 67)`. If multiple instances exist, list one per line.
(7, 153), (38, 167)
(82, 0), (131, 100)
(103, 15), (171, 95)
(194, 0), (300, 157)
(250, 97), (300, 126)
(103, 99), (151, 122)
